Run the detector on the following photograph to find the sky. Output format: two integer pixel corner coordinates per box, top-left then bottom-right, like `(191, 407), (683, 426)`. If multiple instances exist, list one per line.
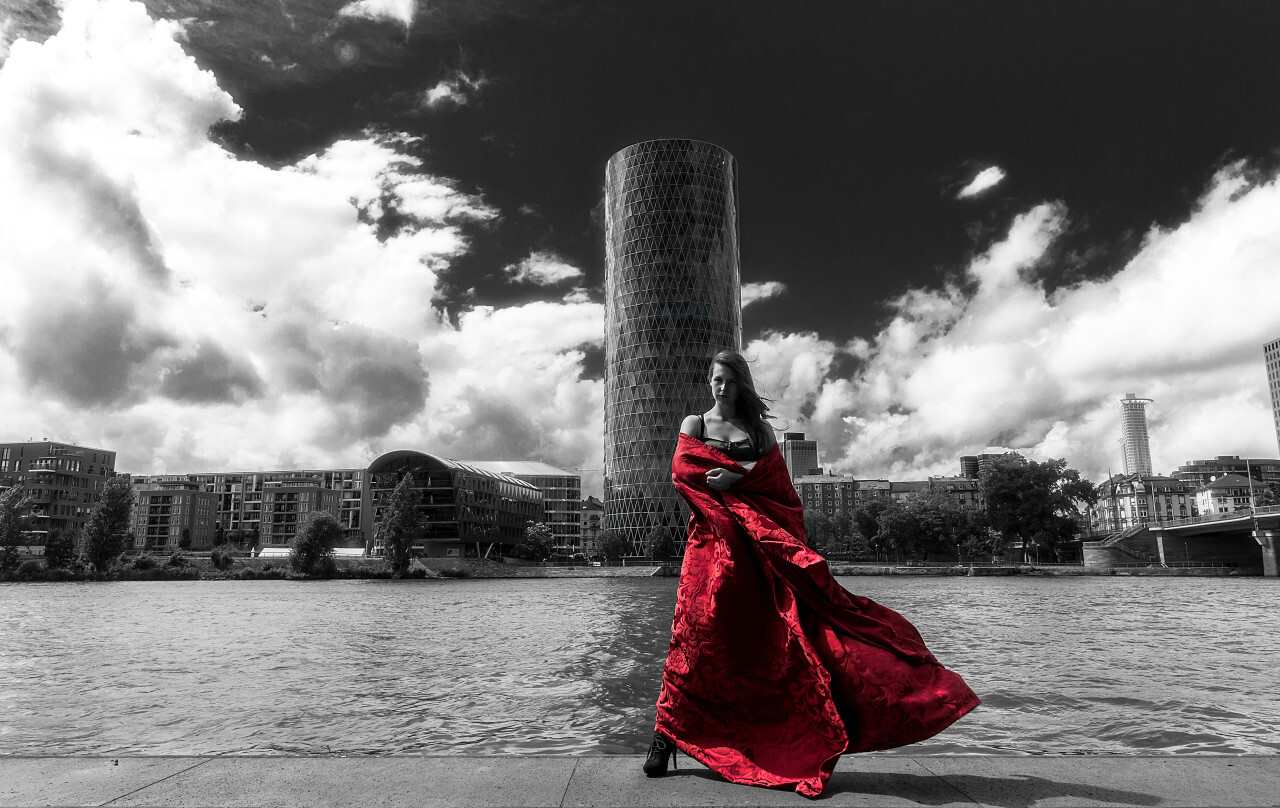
(2, 0), (1280, 498)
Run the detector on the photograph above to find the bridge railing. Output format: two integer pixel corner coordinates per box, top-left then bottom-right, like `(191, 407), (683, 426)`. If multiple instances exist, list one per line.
(1109, 560), (1235, 569)
(1153, 505), (1280, 529)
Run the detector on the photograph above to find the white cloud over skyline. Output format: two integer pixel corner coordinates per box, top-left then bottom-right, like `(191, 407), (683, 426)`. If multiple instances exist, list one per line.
(0, 0), (603, 491)
(957, 166), (1007, 199)
(751, 167), (1280, 484)
(2, 0), (1277, 504)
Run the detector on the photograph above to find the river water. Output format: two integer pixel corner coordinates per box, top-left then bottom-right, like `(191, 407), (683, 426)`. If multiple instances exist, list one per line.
(2, 577), (1278, 757)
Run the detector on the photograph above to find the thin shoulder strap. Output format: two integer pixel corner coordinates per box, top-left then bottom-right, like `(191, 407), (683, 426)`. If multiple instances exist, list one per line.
(697, 414), (706, 438)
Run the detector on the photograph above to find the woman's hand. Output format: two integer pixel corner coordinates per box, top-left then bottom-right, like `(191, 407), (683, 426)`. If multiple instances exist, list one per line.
(704, 468), (743, 491)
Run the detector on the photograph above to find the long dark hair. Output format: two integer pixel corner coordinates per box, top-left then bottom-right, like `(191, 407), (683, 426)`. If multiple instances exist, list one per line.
(708, 349), (774, 445)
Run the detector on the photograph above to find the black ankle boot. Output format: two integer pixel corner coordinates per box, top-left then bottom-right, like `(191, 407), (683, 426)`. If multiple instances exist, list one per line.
(642, 732), (677, 777)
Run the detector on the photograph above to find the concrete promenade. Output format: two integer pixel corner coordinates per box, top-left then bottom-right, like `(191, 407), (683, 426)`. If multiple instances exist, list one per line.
(4, 755), (1278, 808)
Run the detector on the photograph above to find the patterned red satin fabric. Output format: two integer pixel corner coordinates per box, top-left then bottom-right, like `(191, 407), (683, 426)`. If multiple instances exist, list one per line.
(654, 434), (980, 797)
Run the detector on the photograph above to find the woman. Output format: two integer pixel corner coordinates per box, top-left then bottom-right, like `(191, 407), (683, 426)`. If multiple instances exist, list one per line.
(642, 350), (979, 798)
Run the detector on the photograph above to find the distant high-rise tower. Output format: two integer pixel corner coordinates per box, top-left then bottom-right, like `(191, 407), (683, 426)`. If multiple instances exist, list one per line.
(1120, 393), (1154, 476)
(781, 433), (820, 478)
(603, 139), (742, 553)
(1266, 337), (1280, 455)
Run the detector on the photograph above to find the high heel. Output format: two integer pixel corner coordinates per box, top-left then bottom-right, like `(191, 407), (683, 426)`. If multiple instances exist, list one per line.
(642, 732), (677, 777)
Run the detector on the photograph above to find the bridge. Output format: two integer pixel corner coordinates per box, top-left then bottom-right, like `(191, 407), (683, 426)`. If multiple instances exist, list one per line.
(1087, 505), (1280, 575)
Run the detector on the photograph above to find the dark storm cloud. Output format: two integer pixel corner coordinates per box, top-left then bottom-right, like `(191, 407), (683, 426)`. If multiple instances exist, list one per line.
(11, 283), (174, 407)
(159, 340), (266, 403)
(271, 318), (428, 439)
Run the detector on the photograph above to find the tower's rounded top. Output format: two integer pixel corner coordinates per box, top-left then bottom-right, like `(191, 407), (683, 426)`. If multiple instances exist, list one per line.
(607, 138), (736, 164)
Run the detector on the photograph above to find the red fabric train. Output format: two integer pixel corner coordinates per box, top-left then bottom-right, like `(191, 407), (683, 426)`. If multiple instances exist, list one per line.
(654, 434), (980, 797)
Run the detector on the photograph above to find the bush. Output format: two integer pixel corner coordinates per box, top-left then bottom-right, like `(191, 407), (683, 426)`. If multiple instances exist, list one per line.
(290, 512), (343, 577)
(43, 529), (76, 570)
(166, 551), (190, 568)
(210, 544), (237, 570)
(18, 559), (42, 578)
(132, 554), (159, 571)
(437, 566), (470, 578)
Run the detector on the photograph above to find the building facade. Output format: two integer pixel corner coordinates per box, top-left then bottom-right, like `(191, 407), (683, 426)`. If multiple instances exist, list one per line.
(1173, 456), (1280, 492)
(1119, 393), (1155, 476)
(467, 461), (582, 554)
(603, 139), (742, 554)
(1194, 473), (1259, 516)
(1266, 336), (1280, 455)
(580, 495), (604, 557)
(131, 469), (367, 547)
(781, 433), (820, 478)
(366, 450), (542, 559)
(258, 480), (342, 547)
(959, 453), (1008, 479)
(0, 441), (117, 540)
(132, 482), (219, 552)
(1089, 474), (1199, 533)
(794, 476), (893, 520)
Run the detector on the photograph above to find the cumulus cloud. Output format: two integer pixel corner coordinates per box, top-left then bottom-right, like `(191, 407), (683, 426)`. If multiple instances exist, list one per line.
(422, 70), (488, 109)
(741, 280), (787, 308)
(336, 0), (416, 29)
(752, 165), (1280, 484)
(957, 166), (1007, 199)
(504, 250), (585, 285)
(0, 0), (604, 491)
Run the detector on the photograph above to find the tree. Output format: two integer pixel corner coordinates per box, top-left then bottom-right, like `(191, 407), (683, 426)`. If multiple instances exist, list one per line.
(290, 511), (342, 576)
(43, 528), (76, 570)
(855, 499), (887, 561)
(597, 529), (631, 564)
(375, 473), (423, 574)
(83, 475), (135, 572)
(1252, 482), (1279, 508)
(213, 522), (226, 546)
(0, 486), (34, 574)
(802, 510), (833, 553)
(515, 521), (554, 562)
(875, 498), (923, 562)
(981, 454), (1098, 562)
(178, 527), (191, 550)
(646, 525), (678, 560)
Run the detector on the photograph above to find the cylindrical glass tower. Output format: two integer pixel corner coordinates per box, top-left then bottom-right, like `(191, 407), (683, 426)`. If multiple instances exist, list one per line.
(1120, 393), (1154, 476)
(604, 139), (742, 554)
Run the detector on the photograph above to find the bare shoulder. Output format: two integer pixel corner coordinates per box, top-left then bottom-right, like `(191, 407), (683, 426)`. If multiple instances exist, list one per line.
(680, 414), (703, 436)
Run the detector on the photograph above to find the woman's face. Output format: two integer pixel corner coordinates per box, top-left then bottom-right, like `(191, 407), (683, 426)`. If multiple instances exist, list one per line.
(709, 363), (739, 406)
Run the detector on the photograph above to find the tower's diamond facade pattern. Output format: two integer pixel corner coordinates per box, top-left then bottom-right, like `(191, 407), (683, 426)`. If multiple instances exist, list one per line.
(604, 139), (742, 555)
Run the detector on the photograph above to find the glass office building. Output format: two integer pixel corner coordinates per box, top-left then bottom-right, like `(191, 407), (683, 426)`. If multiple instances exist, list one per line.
(603, 139), (742, 554)
(366, 450), (542, 558)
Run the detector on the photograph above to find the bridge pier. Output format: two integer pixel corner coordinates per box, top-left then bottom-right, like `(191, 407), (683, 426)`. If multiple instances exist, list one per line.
(1254, 530), (1277, 577)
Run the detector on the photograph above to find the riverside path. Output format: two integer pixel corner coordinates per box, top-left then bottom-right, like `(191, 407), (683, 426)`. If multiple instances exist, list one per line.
(3, 755), (1279, 807)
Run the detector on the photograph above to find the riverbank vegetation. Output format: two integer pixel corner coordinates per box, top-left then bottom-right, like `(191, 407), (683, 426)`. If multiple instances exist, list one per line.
(807, 453), (1097, 564)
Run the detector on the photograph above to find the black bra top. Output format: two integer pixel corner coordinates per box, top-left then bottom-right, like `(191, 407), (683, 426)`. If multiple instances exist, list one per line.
(697, 415), (767, 462)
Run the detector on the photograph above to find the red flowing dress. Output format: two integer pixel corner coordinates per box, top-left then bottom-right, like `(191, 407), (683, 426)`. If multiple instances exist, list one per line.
(654, 434), (980, 797)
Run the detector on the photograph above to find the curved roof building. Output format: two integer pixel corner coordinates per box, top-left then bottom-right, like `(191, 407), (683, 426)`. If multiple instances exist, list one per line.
(366, 450), (542, 557)
(604, 139), (742, 553)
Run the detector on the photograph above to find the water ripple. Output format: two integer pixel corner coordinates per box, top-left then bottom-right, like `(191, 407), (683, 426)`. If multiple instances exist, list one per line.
(2, 576), (1278, 756)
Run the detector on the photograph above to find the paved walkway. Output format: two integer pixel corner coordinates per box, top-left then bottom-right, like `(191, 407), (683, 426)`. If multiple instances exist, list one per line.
(3, 755), (1277, 807)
